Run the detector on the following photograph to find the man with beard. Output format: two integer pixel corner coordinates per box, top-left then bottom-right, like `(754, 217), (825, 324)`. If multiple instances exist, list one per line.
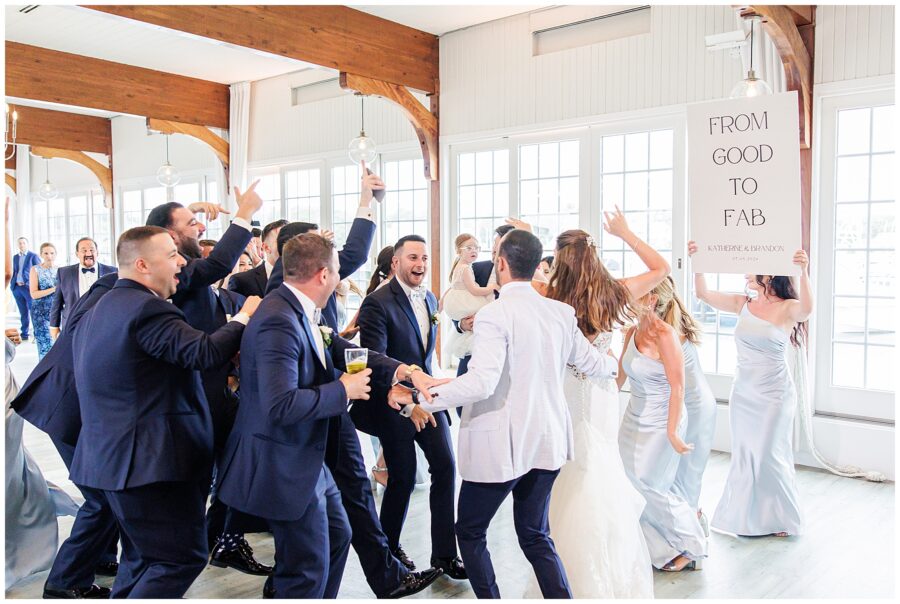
(145, 183), (272, 575)
(49, 237), (115, 337)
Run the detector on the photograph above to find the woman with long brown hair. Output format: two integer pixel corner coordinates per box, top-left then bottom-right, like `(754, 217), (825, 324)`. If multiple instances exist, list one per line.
(689, 241), (813, 539)
(531, 206), (669, 597)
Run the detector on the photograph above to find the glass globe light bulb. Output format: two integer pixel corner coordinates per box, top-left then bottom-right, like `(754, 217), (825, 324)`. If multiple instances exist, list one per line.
(348, 132), (378, 164)
(38, 179), (58, 201)
(156, 162), (181, 187)
(730, 70), (773, 98)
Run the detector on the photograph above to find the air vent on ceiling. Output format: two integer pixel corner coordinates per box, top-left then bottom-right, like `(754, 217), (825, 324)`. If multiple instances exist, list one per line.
(19, 5), (39, 14)
(291, 78), (343, 106)
(531, 5), (651, 57)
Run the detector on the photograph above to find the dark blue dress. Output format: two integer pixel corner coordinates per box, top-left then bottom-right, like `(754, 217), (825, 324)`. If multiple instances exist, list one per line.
(30, 266), (58, 360)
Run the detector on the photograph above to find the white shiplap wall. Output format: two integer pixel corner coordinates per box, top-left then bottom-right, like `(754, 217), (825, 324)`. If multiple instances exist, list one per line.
(814, 5), (895, 84)
(439, 5), (747, 136)
(248, 74), (422, 165)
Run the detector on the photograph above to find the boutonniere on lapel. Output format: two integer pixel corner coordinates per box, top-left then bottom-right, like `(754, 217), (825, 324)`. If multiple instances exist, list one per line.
(430, 311), (440, 326)
(319, 326), (334, 347)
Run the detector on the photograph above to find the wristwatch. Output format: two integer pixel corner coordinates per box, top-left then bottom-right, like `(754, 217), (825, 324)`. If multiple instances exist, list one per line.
(404, 364), (423, 380)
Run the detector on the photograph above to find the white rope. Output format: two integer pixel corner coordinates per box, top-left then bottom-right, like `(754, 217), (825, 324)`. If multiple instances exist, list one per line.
(790, 343), (886, 482)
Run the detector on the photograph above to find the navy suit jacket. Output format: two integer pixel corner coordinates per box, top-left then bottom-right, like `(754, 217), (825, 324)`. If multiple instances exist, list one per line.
(217, 284), (401, 521)
(70, 279), (245, 491)
(472, 260), (493, 288)
(228, 263), (267, 298)
(10, 251), (39, 288)
(265, 216), (376, 330)
(207, 287), (246, 450)
(11, 273), (117, 448)
(50, 262), (116, 329)
(171, 222), (252, 334)
(351, 278), (443, 439)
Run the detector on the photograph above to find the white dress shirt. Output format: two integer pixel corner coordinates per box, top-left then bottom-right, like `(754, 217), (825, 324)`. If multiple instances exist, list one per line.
(78, 264), (99, 296)
(395, 277), (430, 349)
(264, 260), (275, 280)
(284, 282), (327, 367)
(419, 281), (618, 483)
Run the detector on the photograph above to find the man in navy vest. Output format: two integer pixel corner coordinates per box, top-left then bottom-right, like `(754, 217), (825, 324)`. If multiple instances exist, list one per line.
(49, 237), (115, 337)
(145, 185), (271, 573)
(217, 233), (447, 598)
(10, 237), (39, 340)
(70, 226), (259, 598)
(353, 235), (465, 580)
(13, 272), (119, 599)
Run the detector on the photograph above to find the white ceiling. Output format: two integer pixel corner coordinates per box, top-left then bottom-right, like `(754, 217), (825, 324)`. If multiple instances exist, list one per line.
(4, 4), (319, 85)
(355, 5), (544, 35)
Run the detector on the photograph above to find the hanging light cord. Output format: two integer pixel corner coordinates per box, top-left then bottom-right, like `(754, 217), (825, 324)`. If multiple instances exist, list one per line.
(165, 135), (171, 164)
(750, 19), (755, 74)
(360, 96), (366, 134)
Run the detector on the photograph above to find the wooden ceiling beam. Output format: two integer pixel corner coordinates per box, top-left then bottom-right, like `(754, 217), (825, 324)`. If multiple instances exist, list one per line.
(6, 42), (229, 128)
(4, 105), (111, 154)
(83, 5), (439, 94)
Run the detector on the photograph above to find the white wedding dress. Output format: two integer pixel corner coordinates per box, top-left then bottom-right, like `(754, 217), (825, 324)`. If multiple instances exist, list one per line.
(529, 334), (654, 598)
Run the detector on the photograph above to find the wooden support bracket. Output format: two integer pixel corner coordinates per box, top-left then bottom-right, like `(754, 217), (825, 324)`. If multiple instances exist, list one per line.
(739, 5), (814, 149)
(5, 173), (16, 195)
(31, 146), (112, 204)
(339, 72), (439, 181)
(147, 118), (230, 190)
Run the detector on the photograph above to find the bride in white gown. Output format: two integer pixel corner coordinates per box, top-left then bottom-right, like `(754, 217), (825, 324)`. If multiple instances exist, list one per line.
(530, 212), (669, 598)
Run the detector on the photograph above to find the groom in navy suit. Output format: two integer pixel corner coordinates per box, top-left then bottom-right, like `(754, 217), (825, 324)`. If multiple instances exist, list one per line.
(353, 235), (465, 579)
(49, 237), (115, 335)
(218, 233), (446, 599)
(70, 226), (258, 598)
(10, 237), (39, 340)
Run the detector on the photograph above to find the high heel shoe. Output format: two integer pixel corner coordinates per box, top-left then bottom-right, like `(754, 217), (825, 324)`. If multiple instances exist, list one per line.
(661, 554), (701, 572)
(698, 510), (710, 538)
(371, 465), (388, 489)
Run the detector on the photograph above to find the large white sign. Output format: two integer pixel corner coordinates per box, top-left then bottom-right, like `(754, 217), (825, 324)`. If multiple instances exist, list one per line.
(687, 92), (801, 276)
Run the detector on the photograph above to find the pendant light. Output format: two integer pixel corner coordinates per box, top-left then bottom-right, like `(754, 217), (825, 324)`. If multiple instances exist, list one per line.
(730, 17), (773, 98)
(38, 159), (58, 201)
(156, 134), (181, 187)
(348, 95), (378, 164)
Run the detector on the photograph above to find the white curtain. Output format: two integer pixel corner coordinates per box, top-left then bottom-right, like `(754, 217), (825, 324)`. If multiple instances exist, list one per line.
(211, 127), (229, 206)
(734, 15), (787, 94)
(228, 81), (251, 210)
(12, 145), (31, 240)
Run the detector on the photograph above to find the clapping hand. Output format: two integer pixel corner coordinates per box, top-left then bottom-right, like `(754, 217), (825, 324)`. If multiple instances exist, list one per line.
(602, 205), (631, 239)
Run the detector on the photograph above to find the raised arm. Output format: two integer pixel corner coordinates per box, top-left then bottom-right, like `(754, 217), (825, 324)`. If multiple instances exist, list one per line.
(788, 249), (814, 323)
(687, 240), (746, 314)
(657, 321), (691, 455)
(604, 206), (670, 299)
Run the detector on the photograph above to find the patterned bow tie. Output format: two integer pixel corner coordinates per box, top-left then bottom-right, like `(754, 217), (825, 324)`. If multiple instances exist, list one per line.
(313, 308), (322, 325)
(81, 267), (95, 274)
(409, 288), (426, 302)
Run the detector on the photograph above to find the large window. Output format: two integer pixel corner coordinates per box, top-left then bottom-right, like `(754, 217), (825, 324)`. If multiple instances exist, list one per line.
(32, 189), (114, 266)
(456, 149), (509, 262)
(331, 163), (368, 316)
(382, 158), (429, 247)
(519, 140), (579, 252)
(816, 89), (895, 421)
(284, 167), (321, 224)
(598, 129), (674, 277)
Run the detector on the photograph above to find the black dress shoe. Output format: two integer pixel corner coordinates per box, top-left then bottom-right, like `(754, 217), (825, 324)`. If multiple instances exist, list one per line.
(43, 584), (111, 599)
(209, 539), (273, 576)
(383, 568), (442, 599)
(94, 561), (118, 577)
(262, 578), (275, 599)
(431, 555), (468, 580)
(391, 545), (416, 571)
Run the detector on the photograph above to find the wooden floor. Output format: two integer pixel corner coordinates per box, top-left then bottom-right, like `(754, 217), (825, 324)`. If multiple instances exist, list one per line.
(5, 330), (895, 599)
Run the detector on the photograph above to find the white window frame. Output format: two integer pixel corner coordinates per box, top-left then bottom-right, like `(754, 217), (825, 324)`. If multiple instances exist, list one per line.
(812, 83), (895, 422)
(33, 185), (114, 266)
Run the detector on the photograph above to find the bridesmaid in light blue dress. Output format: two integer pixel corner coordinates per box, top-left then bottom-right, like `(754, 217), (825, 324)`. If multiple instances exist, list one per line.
(688, 243), (813, 537)
(618, 305), (708, 572)
(647, 277), (718, 533)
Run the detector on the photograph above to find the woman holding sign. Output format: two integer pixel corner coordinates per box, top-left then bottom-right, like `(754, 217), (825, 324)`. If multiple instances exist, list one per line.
(688, 241), (813, 538)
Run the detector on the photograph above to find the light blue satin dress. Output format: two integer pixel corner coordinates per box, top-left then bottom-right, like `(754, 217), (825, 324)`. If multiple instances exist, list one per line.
(712, 303), (803, 536)
(672, 340), (717, 510)
(619, 336), (707, 568)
